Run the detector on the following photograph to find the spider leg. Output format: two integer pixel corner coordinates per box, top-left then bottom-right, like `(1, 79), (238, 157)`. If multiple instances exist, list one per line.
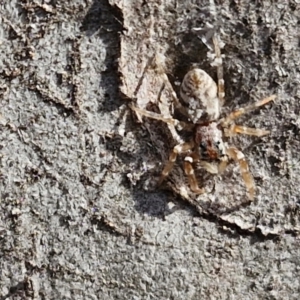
(225, 124), (270, 137)
(158, 141), (195, 185)
(152, 53), (189, 118)
(184, 156), (205, 194)
(226, 147), (255, 200)
(130, 103), (175, 124)
(212, 35), (225, 106)
(222, 95), (276, 125)
(160, 73), (190, 118)
(130, 103), (193, 131)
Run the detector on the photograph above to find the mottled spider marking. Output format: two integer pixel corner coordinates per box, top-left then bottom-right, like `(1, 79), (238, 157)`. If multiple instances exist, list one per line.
(180, 69), (220, 122)
(194, 122), (226, 160)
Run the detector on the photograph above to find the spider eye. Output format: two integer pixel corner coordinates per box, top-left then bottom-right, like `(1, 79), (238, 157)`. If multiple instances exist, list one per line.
(214, 141), (221, 148)
(200, 142), (207, 150)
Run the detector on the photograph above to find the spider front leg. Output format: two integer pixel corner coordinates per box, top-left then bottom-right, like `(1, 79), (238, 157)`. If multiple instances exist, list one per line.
(184, 156), (205, 194)
(158, 141), (195, 186)
(226, 147), (255, 200)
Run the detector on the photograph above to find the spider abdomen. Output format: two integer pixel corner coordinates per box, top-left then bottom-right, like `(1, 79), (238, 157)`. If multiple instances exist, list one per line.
(180, 68), (221, 123)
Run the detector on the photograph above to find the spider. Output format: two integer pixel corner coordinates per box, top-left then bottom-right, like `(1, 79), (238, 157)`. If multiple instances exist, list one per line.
(130, 35), (275, 200)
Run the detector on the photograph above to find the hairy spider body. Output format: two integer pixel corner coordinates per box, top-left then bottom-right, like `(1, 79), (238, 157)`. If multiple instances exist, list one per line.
(195, 122), (226, 160)
(130, 35), (275, 200)
(180, 69), (220, 122)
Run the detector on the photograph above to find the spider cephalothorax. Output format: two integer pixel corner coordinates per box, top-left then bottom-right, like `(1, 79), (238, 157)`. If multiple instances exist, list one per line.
(130, 35), (275, 199)
(194, 122), (226, 160)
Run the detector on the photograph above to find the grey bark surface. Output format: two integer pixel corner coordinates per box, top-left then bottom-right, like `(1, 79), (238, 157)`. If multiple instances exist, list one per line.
(0, 0), (299, 299)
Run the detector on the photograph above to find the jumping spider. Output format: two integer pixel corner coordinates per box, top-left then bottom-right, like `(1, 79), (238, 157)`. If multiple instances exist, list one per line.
(130, 35), (275, 200)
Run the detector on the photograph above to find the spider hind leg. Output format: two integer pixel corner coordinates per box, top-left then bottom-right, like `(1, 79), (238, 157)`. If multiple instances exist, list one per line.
(223, 95), (276, 125)
(212, 35), (225, 106)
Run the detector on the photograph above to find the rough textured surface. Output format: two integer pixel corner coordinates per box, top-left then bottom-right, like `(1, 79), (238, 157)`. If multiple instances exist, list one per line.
(0, 0), (300, 299)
